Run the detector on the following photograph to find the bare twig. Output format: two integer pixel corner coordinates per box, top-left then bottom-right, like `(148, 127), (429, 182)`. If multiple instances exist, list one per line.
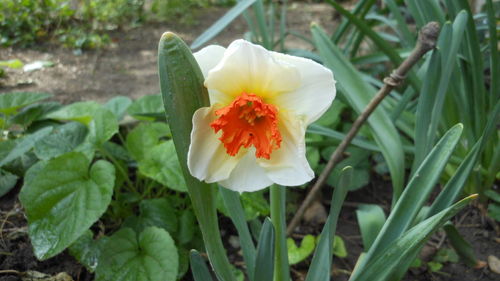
(287, 22), (441, 235)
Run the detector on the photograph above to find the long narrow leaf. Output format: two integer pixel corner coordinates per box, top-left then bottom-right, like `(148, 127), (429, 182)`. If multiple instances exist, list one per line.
(352, 124), (463, 275)
(305, 167), (352, 281)
(311, 24), (405, 202)
(220, 187), (256, 281)
(190, 0), (257, 49)
(190, 250), (215, 281)
(350, 195), (476, 281)
(253, 218), (275, 281)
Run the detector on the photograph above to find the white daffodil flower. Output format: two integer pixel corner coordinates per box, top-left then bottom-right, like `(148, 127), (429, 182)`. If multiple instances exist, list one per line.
(188, 39), (336, 193)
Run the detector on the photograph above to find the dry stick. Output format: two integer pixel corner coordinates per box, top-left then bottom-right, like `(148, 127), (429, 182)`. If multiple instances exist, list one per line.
(287, 21), (441, 235)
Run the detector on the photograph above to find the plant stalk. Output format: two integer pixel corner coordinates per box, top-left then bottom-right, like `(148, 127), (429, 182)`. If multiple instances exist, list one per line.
(287, 21), (440, 235)
(270, 185), (290, 281)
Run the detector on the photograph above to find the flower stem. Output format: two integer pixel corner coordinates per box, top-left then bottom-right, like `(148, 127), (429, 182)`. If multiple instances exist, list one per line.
(270, 185), (290, 281)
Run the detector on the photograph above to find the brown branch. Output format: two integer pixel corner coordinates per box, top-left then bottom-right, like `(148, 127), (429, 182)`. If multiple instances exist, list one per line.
(287, 22), (441, 235)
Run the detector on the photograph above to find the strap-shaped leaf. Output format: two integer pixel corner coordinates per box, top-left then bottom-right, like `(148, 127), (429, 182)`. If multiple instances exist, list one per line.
(190, 0), (257, 49)
(253, 218), (275, 281)
(305, 166), (352, 281)
(159, 32), (235, 281)
(190, 250), (215, 281)
(351, 124), (463, 277)
(356, 204), (386, 251)
(350, 195), (476, 281)
(311, 24), (405, 203)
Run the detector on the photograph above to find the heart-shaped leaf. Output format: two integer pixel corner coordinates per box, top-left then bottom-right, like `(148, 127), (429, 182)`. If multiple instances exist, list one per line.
(19, 152), (115, 259)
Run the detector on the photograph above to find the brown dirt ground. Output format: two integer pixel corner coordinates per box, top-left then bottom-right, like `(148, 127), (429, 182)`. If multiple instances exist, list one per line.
(1, 2), (500, 281)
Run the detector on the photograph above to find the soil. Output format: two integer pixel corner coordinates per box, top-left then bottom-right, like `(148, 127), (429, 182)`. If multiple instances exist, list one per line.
(1, 2), (500, 281)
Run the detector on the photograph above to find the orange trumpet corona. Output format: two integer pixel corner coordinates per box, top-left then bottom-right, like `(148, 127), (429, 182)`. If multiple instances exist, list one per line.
(210, 93), (282, 159)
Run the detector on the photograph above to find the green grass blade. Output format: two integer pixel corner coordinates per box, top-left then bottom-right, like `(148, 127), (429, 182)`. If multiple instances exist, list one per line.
(305, 167), (352, 281)
(311, 24), (405, 203)
(253, 218), (275, 281)
(190, 250), (215, 281)
(331, 0), (375, 43)
(159, 33), (235, 281)
(443, 223), (479, 267)
(486, 0), (499, 103)
(253, 0), (271, 49)
(356, 204), (386, 251)
(220, 187), (257, 281)
(350, 195), (476, 281)
(190, 0), (257, 49)
(278, 0), (287, 51)
(356, 124), (463, 271)
(384, 0), (415, 47)
(307, 124), (381, 152)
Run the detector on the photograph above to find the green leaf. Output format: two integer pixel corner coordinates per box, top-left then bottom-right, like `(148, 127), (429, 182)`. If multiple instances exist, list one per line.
(95, 227), (178, 281)
(104, 96), (132, 120)
(46, 101), (101, 125)
(311, 24), (405, 202)
(87, 109), (119, 147)
(427, 261), (443, 272)
(190, 250), (214, 281)
(433, 247), (459, 264)
(138, 141), (187, 192)
(219, 187), (256, 281)
(314, 101), (346, 128)
(484, 190), (500, 204)
(11, 101), (61, 127)
(0, 168), (18, 197)
(34, 122), (88, 160)
(19, 152), (115, 259)
(0, 92), (52, 115)
(305, 166), (351, 281)
(350, 195), (476, 281)
(287, 235), (315, 265)
(253, 218), (275, 281)
(159, 32), (234, 281)
(362, 124), (463, 261)
(68, 230), (102, 272)
(178, 209), (196, 245)
(332, 235), (347, 258)
(127, 94), (164, 120)
(140, 198), (178, 235)
(190, 0), (257, 49)
(356, 204), (386, 251)
(487, 203), (500, 221)
(0, 127), (53, 167)
(125, 122), (170, 161)
(0, 59), (23, 69)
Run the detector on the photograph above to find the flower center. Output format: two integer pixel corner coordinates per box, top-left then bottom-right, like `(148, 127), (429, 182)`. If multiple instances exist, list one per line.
(210, 92), (282, 159)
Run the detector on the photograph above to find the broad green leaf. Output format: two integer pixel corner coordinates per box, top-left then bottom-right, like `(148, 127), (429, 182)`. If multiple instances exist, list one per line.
(138, 141), (187, 192)
(190, 250), (214, 281)
(19, 152), (115, 259)
(46, 101), (101, 125)
(87, 109), (119, 147)
(488, 203), (500, 221)
(352, 124), (463, 277)
(311, 24), (405, 202)
(95, 227), (178, 281)
(190, 0), (257, 49)
(333, 235), (347, 258)
(220, 187), (256, 281)
(34, 122), (88, 160)
(306, 166), (351, 281)
(427, 261), (443, 272)
(356, 204), (386, 251)
(287, 235), (315, 265)
(350, 195), (476, 281)
(127, 94), (164, 120)
(0, 127), (53, 167)
(104, 96), (132, 120)
(68, 230), (103, 272)
(139, 198), (178, 235)
(125, 122), (170, 161)
(433, 248), (459, 263)
(11, 101), (61, 127)
(0, 168), (18, 197)
(178, 209), (196, 245)
(0, 92), (52, 115)
(253, 218), (275, 281)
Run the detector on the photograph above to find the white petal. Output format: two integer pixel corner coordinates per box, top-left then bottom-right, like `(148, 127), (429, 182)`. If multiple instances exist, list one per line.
(258, 113), (314, 186)
(270, 52), (336, 125)
(194, 45), (226, 78)
(219, 150), (274, 193)
(187, 107), (242, 183)
(205, 40), (301, 105)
